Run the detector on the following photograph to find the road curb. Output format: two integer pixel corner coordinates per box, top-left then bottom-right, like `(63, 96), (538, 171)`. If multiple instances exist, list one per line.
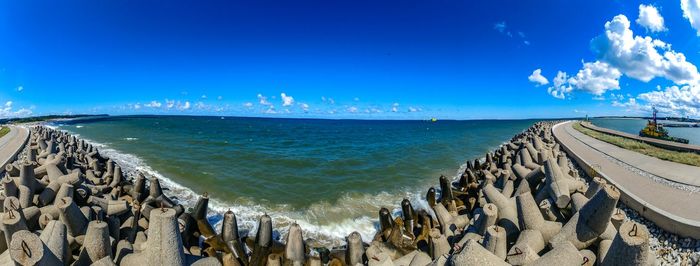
(553, 121), (700, 239)
(0, 126), (30, 175)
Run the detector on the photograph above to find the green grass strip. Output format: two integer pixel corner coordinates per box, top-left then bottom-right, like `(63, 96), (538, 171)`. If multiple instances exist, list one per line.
(0, 126), (9, 138)
(572, 122), (700, 167)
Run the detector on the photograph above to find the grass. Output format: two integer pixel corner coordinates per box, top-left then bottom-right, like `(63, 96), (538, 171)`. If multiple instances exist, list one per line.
(0, 126), (9, 138)
(572, 122), (700, 167)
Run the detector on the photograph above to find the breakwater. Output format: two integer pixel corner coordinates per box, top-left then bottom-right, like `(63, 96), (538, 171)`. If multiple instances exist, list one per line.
(0, 122), (663, 265)
(52, 116), (537, 246)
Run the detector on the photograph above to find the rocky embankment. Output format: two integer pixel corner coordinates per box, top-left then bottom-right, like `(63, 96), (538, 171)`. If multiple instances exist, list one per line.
(0, 123), (691, 265)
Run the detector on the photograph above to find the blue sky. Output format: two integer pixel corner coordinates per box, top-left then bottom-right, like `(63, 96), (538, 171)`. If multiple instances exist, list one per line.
(2, 0), (700, 119)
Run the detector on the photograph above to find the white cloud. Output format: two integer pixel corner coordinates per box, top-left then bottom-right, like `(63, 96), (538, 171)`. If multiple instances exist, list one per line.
(201, 94), (207, 99)
(264, 106), (277, 114)
(591, 14), (700, 84)
(637, 4), (666, 32)
(539, 13), (700, 102)
(636, 85), (700, 116)
(682, 0), (700, 36)
(0, 101), (32, 118)
(16, 86), (23, 92)
(243, 102), (253, 108)
(612, 97), (641, 111)
(177, 101), (191, 110)
(194, 101), (207, 110)
(610, 93), (626, 101)
(567, 61), (622, 95)
(494, 21), (507, 33)
(347, 106), (358, 113)
(145, 101), (162, 108)
(300, 103), (309, 111)
(528, 69), (549, 86)
(353, 97), (360, 101)
(165, 99), (175, 109)
(391, 102), (399, 112)
(134, 103), (141, 110)
(408, 107), (421, 112)
(322, 96), (336, 105)
(547, 71), (573, 99)
(280, 93), (294, 106)
(257, 94), (271, 106)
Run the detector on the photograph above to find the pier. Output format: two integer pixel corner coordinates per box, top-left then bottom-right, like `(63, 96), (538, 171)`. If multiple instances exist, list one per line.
(553, 121), (700, 238)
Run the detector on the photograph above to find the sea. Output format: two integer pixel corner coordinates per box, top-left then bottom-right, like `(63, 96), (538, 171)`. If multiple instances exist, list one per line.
(590, 118), (700, 145)
(50, 116), (538, 246)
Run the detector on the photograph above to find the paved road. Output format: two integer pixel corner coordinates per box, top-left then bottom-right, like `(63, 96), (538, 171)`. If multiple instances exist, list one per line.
(553, 121), (700, 237)
(0, 126), (29, 169)
(577, 122), (700, 187)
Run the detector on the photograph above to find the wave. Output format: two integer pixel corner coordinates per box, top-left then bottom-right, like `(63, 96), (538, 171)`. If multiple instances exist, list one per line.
(47, 123), (473, 247)
(50, 124), (468, 247)
(124, 137), (138, 141)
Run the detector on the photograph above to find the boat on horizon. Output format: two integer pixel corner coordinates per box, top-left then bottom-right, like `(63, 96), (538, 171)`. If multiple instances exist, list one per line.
(639, 107), (690, 144)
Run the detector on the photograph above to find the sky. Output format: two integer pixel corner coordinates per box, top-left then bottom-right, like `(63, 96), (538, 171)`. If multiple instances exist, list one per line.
(2, 0), (700, 119)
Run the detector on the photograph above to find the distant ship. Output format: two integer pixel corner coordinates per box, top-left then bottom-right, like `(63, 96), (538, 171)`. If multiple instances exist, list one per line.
(639, 107), (689, 144)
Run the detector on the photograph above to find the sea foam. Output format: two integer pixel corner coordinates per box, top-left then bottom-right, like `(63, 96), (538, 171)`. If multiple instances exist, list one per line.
(50, 123), (470, 247)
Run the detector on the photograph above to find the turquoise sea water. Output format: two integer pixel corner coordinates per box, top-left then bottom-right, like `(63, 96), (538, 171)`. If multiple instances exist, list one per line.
(53, 116), (537, 245)
(590, 118), (700, 145)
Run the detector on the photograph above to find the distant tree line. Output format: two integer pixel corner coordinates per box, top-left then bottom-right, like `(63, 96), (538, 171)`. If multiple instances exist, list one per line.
(0, 114), (108, 124)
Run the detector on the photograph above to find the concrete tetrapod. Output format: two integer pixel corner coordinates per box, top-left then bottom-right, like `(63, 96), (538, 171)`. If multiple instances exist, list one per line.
(346, 231), (365, 266)
(38, 220), (69, 265)
(543, 158), (570, 209)
(601, 221), (655, 266)
(482, 183), (519, 242)
(549, 184), (620, 250)
(432, 202), (468, 241)
(506, 229), (543, 265)
(483, 225), (507, 259)
(450, 239), (509, 266)
(611, 208), (626, 230)
(74, 220), (113, 265)
(579, 249), (597, 266)
(249, 214), (273, 266)
(428, 228), (450, 259)
(597, 239), (612, 264)
(2, 208), (29, 252)
(121, 208), (187, 266)
(528, 241), (583, 266)
(9, 230), (62, 266)
(17, 185), (33, 209)
(515, 192), (561, 242)
(285, 223), (305, 266)
(221, 210), (248, 266)
(584, 177), (606, 199)
(56, 197), (88, 237)
(475, 203), (498, 235)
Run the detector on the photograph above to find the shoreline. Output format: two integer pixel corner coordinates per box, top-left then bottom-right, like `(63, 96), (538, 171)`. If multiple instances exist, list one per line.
(42, 119), (496, 247)
(0, 120), (694, 265)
